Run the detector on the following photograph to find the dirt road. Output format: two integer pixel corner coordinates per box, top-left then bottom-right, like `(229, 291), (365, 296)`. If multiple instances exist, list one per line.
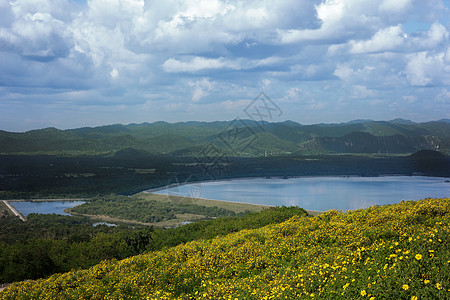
(2, 200), (26, 221)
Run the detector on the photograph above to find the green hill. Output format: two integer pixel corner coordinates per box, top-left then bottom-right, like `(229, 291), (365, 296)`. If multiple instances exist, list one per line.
(298, 132), (442, 154)
(1, 120), (449, 156)
(2, 198), (449, 299)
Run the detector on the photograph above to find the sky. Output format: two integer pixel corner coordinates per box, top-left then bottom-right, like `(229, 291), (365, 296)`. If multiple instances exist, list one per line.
(1, 0), (450, 132)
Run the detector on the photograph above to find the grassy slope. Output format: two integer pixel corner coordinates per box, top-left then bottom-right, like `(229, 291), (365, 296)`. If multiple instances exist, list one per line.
(1, 198), (449, 299)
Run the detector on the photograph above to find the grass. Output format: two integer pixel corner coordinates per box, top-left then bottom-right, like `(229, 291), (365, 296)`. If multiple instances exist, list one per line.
(2, 197), (449, 299)
(67, 193), (268, 227)
(68, 210), (207, 227)
(135, 192), (268, 214)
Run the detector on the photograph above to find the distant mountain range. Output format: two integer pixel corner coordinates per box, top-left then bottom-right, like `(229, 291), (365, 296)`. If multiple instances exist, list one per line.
(1, 119), (449, 156)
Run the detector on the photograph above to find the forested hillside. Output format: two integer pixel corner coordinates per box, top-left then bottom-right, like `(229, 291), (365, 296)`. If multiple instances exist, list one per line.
(0, 206), (306, 284)
(1, 198), (448, 299)
(1, 119), (449, 156)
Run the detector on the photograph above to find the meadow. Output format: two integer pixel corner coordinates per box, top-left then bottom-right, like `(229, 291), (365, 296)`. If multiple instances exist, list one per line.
(1, 197), (449, 299)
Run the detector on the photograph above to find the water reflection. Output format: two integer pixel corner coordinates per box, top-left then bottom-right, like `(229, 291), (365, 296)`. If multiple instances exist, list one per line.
(10, 201), (86, 216)
(159, 176), (450, 211)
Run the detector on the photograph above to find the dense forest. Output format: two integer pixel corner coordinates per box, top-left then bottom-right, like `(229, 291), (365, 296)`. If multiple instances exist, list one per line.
(1, 150), (449, 200)
(0, 206), (307, 284)
(1, 119), (449, 156)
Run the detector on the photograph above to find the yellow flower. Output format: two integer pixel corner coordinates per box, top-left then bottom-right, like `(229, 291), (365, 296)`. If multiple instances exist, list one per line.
(424, 279), (430, 284)
(415, 254), (422, 260)
(402, 284), (409, 290)
(436, 283), (442, 290)
(411, 296), (418, 300)
(370, 297), (375, 300)
(360, 289), (367, 296)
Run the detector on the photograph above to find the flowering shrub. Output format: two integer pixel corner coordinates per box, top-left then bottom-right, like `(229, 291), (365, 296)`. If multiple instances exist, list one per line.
(1, 198), (449, 299)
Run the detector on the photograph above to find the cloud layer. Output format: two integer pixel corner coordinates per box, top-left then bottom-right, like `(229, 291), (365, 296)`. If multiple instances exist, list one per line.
(0, 0), (449, 130)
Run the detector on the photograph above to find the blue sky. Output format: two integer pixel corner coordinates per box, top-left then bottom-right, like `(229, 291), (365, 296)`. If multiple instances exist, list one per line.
(1, 0), (450, 131)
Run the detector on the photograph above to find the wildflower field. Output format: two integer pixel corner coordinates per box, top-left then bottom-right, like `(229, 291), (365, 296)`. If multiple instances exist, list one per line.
(1, 198), (449, 299)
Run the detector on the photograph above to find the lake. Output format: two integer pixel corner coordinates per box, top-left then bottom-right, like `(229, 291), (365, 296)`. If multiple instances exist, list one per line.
(157, 176), (450, 211)
(10, 201), (86, 216)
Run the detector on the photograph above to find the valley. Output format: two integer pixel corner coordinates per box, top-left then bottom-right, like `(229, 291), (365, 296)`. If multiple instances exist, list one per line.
(0, 119), (449, 298)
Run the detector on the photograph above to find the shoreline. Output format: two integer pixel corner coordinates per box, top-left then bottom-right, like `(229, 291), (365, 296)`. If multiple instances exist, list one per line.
(148, 192), (324, 216)
(5, 175), (447, 218)
(144, 174), (449, 193)
(145, 174), (449, 213)
(2, 200), (27, 221)
(150, 192), (272, 209)
(3, 198), (90, 202)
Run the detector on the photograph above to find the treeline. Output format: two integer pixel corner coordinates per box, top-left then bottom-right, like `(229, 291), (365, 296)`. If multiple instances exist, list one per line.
(0, 214), (145, 283)
(71, 195), (239, 223)
(0, 206), (307, 284)
(1, 152), (449, 200)
(1, 120), (449, 156)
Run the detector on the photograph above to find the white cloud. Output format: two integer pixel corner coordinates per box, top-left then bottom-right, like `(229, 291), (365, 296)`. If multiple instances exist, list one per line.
(260, 79), (272, 90)
(2, 0), (72, 60)
(277, 0), (391, 44)
(350, 25), (406, 54)
(402, 95), (417, 103)
(414, 22), (449, 49)
(279, 87), (312, 103)
(110, 68), (119, 79)
(333, 65), (354, 81)
(161, 55), (284, 73)
(351, 85), (378, 99)
(162, 57), (237, 73)
(334, 65), (376, 81)
(379, 0), (412, 13)
(181, 0), (234, 19)
(405, 51), (449, 86)
(436, 88), (450, 103)
(278, 0), (346, 43)
(191, 88), (208, 102)
(219, 99), (251, 111)
(87, 0), (144, 28)
(189, 78), (215, 102)
(1, 0), (450, 130)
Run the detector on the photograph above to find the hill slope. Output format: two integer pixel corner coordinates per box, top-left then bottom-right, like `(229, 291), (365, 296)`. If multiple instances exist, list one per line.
(298, 132), (442, 154)
(1, 120), (450, 156)
(2, 198), (449, 299)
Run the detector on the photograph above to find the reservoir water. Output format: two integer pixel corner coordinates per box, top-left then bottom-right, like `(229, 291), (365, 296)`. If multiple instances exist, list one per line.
(10, 201), (86, 216)
(157, 176), (450, 211)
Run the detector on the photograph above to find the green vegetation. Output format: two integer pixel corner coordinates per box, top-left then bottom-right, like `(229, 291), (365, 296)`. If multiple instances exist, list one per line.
(1, 120), (449, 156)
(135, 193), (266, 215)
(0, 201), (13, 218)
(297, 132), (443, 155)
(146, 205), (307, 252)
(1, 119), (449, 200)
(0, 206), (307, 284)
(2, 120), (448, 297)
(70, 194), (242, 223)
(1, 198), (449, 299)
(1, 152), (449, 200)
(0, 214), (142, 284)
